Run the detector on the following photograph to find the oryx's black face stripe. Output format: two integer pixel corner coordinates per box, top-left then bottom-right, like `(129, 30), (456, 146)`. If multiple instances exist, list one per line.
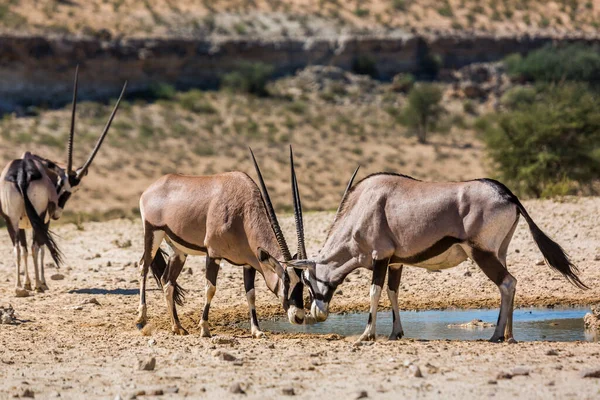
(304, 277), (337, 303)
(288, 270), (305, 308)
(58, 192), (72, 209)
(390, 236), (463, 265)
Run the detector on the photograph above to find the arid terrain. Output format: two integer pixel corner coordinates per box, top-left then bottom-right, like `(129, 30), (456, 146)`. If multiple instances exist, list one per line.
(1, 197), (600, 399)
(1, 0), (599, 37)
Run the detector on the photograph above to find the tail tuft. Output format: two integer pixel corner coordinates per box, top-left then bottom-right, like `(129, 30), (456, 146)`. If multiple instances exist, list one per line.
(150, 248), (187, 306)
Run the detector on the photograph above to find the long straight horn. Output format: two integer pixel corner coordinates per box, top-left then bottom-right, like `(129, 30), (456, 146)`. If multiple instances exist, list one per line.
(333, 165), (360, 223)
(67, 65), (79, 174)
(76, 81), (127, 179)
(289, 146), (306, 260)
(249, 147), (292, 261)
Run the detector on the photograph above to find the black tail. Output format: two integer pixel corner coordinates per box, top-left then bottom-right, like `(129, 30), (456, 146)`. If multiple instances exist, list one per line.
(16, 160), (63, 268)
(149, 248), (186, 306)
(482, 179), (588, 289)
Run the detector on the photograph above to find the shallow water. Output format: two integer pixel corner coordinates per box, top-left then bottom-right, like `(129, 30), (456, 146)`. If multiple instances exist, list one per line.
(254, 307), (597, 342)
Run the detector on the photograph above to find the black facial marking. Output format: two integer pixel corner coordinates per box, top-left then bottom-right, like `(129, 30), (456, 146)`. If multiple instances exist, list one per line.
(390, 237), (463, 265)
(58, 192), (72, 209)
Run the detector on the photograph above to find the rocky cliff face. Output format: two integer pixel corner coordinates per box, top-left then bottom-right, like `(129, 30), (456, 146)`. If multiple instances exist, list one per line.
(0, 33), (598, 112)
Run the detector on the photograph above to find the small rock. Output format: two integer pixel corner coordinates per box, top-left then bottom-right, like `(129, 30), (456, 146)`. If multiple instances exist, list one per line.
(545, 349), (558, 356)
(594, 255), (600, 261)
(267, 343), (275, 349)
(408, 365), (423, 378)
(15, 288), (30, 298)
(282, 387), (295, 396)
(50, 274), (65, 281)
(464, 271), (472, 277)
(21, 388), (35, 398)
(1, 305), (17, 324)
(487, 380), (497, 385)
(229, 383), (245, 394)
(148, 339), (156, 346)
(80, 298), (101, 306)
(137, 357), (156, 371)
(546, 381), (555, 386)
(536, 259), (545, 266)
(497, 372), (513, 380)
(212, 350), (236, 362)
(355, 390), (368, 399)
(581, 368), (600, 378)
(186, 268), (193, 275)
(210, 336), (238, 346)
(511, 367), (529, 376)
(163, 387), (179, 394)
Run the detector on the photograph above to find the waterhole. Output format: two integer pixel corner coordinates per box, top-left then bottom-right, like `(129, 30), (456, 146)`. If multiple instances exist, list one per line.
(253, 307), (597, 342)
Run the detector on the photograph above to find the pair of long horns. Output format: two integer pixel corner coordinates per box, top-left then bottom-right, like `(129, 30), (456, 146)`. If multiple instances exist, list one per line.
(249, 146), (307, 262)
(67, 66), (128, 178)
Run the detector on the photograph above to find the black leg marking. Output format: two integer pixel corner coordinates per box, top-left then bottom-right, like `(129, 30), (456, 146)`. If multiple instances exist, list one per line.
(372, 258), (388, 287)
(471, 248), (514, 343)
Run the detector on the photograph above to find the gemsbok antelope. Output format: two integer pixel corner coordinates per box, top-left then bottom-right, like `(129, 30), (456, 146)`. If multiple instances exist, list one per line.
(135, 148), (306, 337)
(0, 67), (127, 294)
(263, 172), (587, 343)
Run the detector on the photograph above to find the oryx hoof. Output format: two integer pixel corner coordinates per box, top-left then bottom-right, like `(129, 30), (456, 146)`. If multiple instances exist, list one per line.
(357, 333), (376, 343)
(135, 322), (146, 331)
(252, 330), (267, 339)
(40, 283), (49, 291)
(388, 331), (404, 341)
(489, 336), (505, 343)
(35, 286), (45, 293)
(172, 326), (189, 336)
(24, 282), (32, 291)
(199, 320), (211, 338)
(506, 337), (517, 344)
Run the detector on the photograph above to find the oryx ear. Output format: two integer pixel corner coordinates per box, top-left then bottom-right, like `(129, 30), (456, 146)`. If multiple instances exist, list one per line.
(257, 247), (285, 279)
(283, 260), (316, 270)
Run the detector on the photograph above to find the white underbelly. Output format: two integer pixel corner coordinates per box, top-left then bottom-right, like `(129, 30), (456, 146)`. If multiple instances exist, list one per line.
(165, 236), (206, 256)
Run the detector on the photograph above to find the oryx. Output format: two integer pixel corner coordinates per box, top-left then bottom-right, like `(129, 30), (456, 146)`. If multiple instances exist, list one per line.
(135, 147), (306, 337)
(0, 67), (127, 294)
(265, 172), (587, 343)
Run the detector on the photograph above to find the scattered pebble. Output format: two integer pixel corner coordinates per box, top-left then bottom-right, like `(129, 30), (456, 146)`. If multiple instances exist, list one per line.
(15, 288), (30, 297)
(581, 368), (600, 378)
(282, 387), (295, 396)
(511, 367), (530, 376)
(545, 349), (558, 356)
(137, 357), (156, 371)
(0, 305), (17, 325)
(186, 268), (193, 275)
(210, 336), (238, 346)
(409, 365), (423, 378)
(20, 388), (35, 398)
(535, 259), (546, 266)
(50, 274), (65, 281)
(148, 339), (156, 346)
(212, 350), (237, 362)
(487, 380), (497, 385)
(229, 383), (245, 394)
(496, 372), (513, 380)
(355, 390), (368, 399)
(80, 298), (101, 306)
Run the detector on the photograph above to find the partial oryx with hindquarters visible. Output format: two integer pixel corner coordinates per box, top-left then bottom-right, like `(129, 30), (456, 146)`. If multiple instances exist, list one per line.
(263, 172), (587, 343)
(0, 67), (127, 295)
(135, 147), (306, 337)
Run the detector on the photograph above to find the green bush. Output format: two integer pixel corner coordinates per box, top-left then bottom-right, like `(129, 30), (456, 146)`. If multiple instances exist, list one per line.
(480, 84), (600, 198)
(221, 62), (274, 97)
(402, 83), (444, 144)
(179, 90), (217, 114)
(500, 86), (537, 110)
(504, 44), (600, 84)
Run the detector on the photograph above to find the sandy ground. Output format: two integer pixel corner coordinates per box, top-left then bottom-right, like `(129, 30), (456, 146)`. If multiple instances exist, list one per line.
(1, 198), (600, 399)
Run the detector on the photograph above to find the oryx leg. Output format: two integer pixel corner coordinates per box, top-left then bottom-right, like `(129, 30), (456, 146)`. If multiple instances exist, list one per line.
(358, 258), (389, 342)
(38, 246), (49, 291)
(244, 266), (265, 338)
(387, 265), (404, 340)
(135, 225), (165, 329)
(497, 218), (519, 342)
(18, 230), (32, 291)
(471, 248), (517, 343)
(162, 249), (188, 335)
(32, 228), (46, 292)
(199, 257), (220, 337)
(6, 222), (23, 291)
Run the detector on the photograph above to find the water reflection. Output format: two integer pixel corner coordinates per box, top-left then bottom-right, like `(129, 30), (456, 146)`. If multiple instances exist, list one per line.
(253, 307), (596, 342)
